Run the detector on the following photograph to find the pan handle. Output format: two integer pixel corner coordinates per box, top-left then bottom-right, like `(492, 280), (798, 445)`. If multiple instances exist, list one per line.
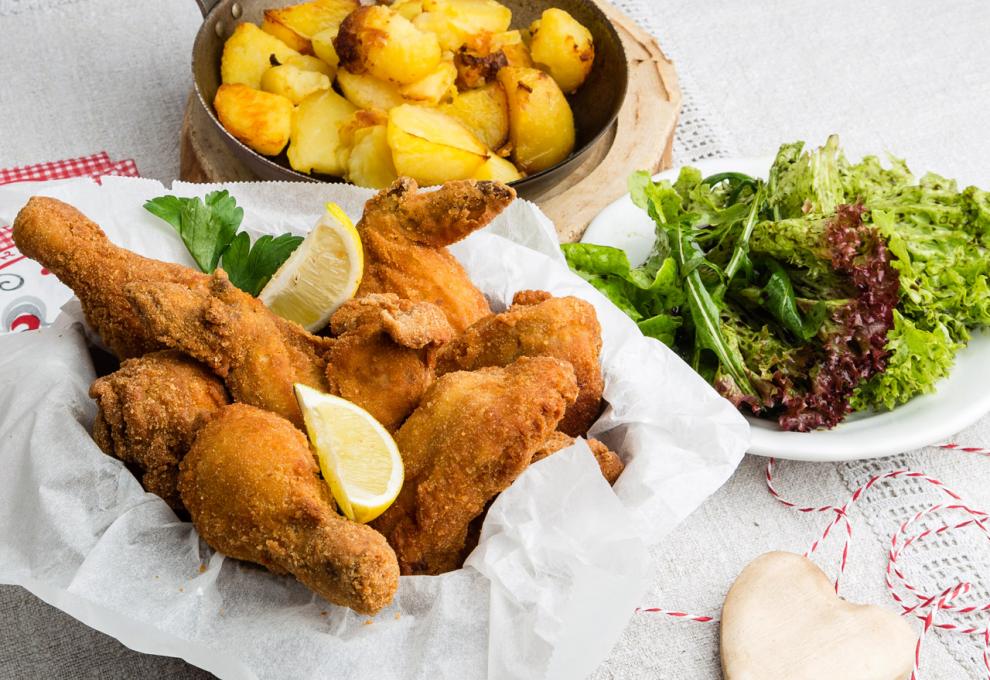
(195, 0), (224, 18)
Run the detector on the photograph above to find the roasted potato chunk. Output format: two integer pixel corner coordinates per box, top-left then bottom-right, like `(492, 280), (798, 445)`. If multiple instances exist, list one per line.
(498, 66), (575, 173)
(399, 60), (457, 105)
(529, 9), (594, 93)
(455, 30), (531, 88)
(287, 88), (357, 175)
(214, 84), (293, 156)
(416, 0), (512, 51)
(284, 54), (334, 77)
(336, 68), (406, 110)
(260, 64), (331, 104)
(221, 23), (300, 89)
(494, 30), (532, 68)
(347, 125), (399, 188)
(392, 0), (423, 21)
(337, 108), (390, 170)
(261, 0), (359, 53)
(441, 82), (509, 151)
(472, 154), (522, 182)
(387, 104), (488, 185)
(335, 5), (442, 85)
(310, 27), (340, 68)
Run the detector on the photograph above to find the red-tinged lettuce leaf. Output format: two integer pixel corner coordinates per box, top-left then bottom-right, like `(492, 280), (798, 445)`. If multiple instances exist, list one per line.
(775, 204), (900, 431)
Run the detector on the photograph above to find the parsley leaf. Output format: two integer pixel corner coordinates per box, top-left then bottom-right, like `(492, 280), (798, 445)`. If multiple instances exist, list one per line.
(145, 191), (302, 297)
(221, 232), (303, 296)
(143, 190), (243, 273)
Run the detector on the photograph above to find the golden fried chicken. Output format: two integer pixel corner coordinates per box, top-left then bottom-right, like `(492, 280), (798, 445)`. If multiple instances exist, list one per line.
(179, 404), (399, 615)
(531, 431), (625, 485)
(371, 356), (578, 575)
(327, 294), (454, 431)
(355, 178), (515, 333)
(90, 351), (229, 513)
(125, 270), (331, 428)
(436, 289), (604, 435)
(12, 197), (208, 359)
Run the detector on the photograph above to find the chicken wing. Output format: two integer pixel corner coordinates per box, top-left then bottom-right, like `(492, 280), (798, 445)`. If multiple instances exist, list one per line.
(371, 356), (578, 575)
(436, 290), (604, 435)
(326, 294), (454, 431)
(355, 178), (515, 332)
(90, 351), (229, 513)
(11, 196), (208, 358)
(179, 403), (399, 615)
(531, 431), (624, 485)
(125, 270), (331, 427)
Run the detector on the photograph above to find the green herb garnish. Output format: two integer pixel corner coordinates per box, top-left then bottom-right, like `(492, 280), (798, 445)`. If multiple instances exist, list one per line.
(144, 191), (300, 297)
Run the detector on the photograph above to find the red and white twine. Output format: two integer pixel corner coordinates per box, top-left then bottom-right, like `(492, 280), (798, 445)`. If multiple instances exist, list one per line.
(637, 442), (990, 679)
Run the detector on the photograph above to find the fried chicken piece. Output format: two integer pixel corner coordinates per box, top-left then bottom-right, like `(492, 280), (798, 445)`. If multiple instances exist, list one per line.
(89, 351), (229, 513)
(12, 196), (208, 359)
(531, 431), (624, 485)
(125, 270), (331, 427)
(436, 289), (604, 435)
(371, 356), (578, 575)
(179, 404), (399, 615)
(327, 294), (454, 431)
(355, 177), (515, 333)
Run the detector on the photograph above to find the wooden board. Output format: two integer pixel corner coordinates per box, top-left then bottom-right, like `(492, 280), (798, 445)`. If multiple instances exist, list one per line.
(180, 0), (681, 242)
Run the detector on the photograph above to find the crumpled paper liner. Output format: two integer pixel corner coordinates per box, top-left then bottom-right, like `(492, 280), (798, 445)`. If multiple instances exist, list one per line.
(0, 176), (749, 680)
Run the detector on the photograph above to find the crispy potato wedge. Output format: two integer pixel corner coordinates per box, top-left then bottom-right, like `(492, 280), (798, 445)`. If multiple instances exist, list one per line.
(221, 23), (300, 89)
(399, 60), (457, 105)
(287, 88), (357, 175)
(529, 9), (594, 93)
(387, 104), (488, 184)
(260, 64), (331, 104)
(347, 125), (399, 189)
(472, 154), (523, 182)
(310, 28), (340, 68)
(389, 103), (488, 155)
(214, 83), (293, 156)
(261, 0), (359, 53)
(498, 66), (575, 173)
(335, 5), (442, 85)
(441, 82), (509, 151)
(336, 68), (406, 111)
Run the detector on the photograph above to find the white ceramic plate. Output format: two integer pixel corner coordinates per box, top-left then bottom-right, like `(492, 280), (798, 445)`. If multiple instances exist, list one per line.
(584, 157), (990, 461)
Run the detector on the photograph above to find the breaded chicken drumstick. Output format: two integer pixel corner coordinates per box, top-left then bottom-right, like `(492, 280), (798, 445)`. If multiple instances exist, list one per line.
(90, 351), (229, 513)
(12, 196), (208, 358)
(355, 178), (515, 333)
(180, 404), (400, 615)
(372, 356), (579, 575)
(125, 271), (331, 427)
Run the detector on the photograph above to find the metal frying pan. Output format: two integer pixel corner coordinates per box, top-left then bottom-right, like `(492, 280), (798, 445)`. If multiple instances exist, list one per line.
(190, 0), (628, 196)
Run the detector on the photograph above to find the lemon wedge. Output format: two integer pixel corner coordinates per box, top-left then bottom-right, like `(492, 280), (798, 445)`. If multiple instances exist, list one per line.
(294, 384), (403, 523)
(259, 202), (363, 331)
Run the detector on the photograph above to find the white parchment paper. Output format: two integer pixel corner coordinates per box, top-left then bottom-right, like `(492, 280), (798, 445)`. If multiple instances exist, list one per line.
(0, 177), (749, 680)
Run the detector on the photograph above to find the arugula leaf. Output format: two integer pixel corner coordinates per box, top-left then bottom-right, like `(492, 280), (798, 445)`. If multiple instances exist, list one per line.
(144, 190), (243, 272)
(221, 232), (303, 296)
(760, 258), (826, 340)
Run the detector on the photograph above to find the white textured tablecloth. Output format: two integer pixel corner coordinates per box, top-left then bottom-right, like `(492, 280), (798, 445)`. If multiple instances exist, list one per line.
(3, 0), (990, 678)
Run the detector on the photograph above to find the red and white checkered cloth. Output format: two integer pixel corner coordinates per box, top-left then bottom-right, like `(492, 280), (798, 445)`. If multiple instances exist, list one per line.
(0, 152), (139, 186)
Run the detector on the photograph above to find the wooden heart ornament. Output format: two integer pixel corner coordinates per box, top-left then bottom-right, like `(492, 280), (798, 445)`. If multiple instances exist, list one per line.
(721, 552), (916, 680)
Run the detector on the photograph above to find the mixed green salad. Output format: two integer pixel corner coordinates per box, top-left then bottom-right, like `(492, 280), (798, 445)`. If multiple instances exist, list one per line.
(563, 136), (990, 431)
